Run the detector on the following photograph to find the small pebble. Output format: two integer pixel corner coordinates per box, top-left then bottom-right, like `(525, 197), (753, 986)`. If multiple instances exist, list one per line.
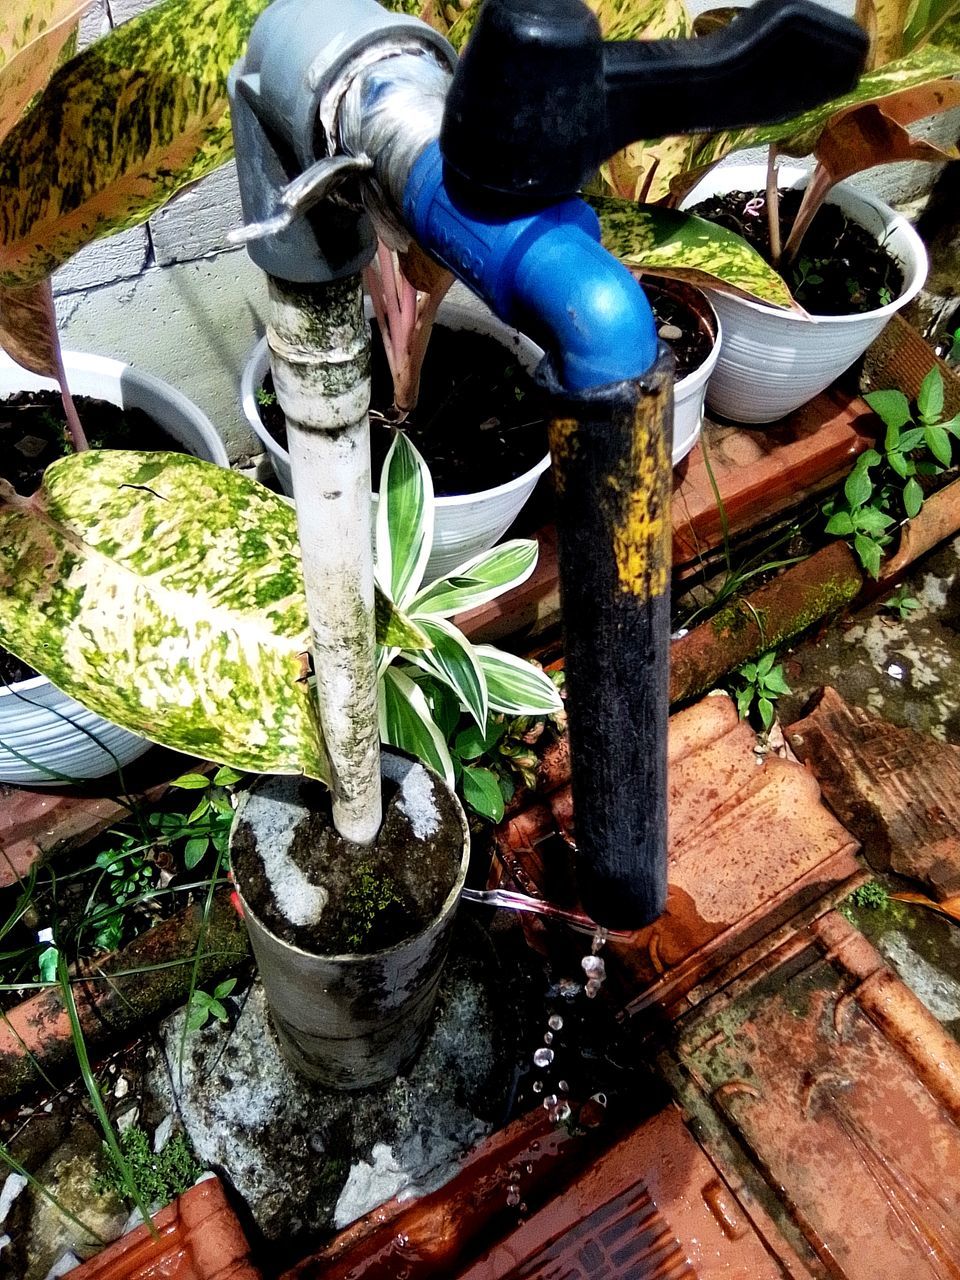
(658, 323), (683, 342)
(14, 435), (46, 458)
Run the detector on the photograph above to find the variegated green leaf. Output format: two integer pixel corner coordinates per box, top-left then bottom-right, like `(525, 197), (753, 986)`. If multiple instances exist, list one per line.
(0, 0), (271, 286)
(375, 592), (432, 651)
(0, 0), (91, 146)
(408, 616), (487, 730)
(375, 431), (433, 608)
(0, 451), (330, 777)
(379, 665), (455, 786)
(905, 0), (960, 50)
(683, 43), (960, 177)
(591, 195), (796, 309)
(412, 539), (539, 618)
(586, 0), (689, 41)
(475, 647), (563, 716)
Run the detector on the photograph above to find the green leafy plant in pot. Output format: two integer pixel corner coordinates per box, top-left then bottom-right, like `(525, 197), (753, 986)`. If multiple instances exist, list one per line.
(0, 431), (559, 1086)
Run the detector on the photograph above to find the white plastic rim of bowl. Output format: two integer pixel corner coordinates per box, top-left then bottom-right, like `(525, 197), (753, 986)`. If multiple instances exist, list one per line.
(241, 300), (552, 581)
(680, 164), (929, 424)
(0, 351), (228, 784)
(669, 300), (722, 465)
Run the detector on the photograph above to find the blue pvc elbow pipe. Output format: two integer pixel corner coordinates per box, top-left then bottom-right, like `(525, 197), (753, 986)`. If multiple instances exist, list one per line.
(403, 142), (658, 392)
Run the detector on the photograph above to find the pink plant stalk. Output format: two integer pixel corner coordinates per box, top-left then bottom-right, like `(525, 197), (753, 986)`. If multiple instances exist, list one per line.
(364, 242), (453, 419)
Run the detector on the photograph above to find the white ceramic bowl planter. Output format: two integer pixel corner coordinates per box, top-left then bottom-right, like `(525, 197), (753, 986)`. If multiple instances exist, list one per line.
(242, 299), (551, 581)
(681, 165), (928, 424)
(643, 278), (721, 464)
(0, 352), (229, 785)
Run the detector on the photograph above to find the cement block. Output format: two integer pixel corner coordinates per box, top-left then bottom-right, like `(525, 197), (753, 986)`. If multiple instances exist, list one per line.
(53, 225), (151, 294)
(54, 249), (268, 463)
(150, 165), (245, 265)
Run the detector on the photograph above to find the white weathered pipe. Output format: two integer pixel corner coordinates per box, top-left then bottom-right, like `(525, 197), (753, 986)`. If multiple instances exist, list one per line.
(267, 276), (381, 844)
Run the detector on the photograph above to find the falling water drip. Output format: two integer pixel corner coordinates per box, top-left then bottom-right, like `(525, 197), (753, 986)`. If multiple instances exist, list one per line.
(533, 1046), (555, 1068)
(543, 1093), (559, 1109)
(558, 1079), (569, 1093)
(506, 1185), (521, 1208)
(532, 1080), (544, 1093)
(559, 978), (581, 1000)
(543, 1031), (554, 1045)
(591, 927), (608, 954)
(548, 1014), (564, 1031)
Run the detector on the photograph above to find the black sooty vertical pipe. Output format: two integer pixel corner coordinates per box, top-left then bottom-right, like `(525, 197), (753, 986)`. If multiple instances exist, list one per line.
(543, 347), (674, 930)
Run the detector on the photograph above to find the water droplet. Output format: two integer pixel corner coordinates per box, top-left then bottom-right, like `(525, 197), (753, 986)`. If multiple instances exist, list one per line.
(548, 1014), (563, 1031)
(555, 1102), (572, 1123)
(525, 1163), (533, 1174)
(591, 1092), (607, 1107)
(582, 954), (606, 980)
(532, 1080), (544, 1094)
(543, 1031), (553, 1045)
(533, 1047), (555, 1068)
(530, 1141), (540, 1151)
(558, 1079), (569, 1093)
(585, 978), (603, 999)
(395, 1233), (409, 1248)
(506, 1185), (521, 1208)
(559, 978), (581, 1000)
(543, 1093), (558, 1108)
(591, 927), (608, 953)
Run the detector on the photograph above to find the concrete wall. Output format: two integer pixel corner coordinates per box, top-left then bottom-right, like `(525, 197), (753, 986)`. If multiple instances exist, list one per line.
(52, 0), (957, 461)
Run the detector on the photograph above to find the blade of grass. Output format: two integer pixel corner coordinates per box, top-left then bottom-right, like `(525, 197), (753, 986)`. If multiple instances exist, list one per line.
(55, 951), (158, 1237)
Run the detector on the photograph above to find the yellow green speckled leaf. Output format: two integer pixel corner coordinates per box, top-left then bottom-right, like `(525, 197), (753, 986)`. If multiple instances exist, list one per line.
(904, 0), (960, 50)
(586, 0), (689, 41)
(0, 279), (60, 378)
(684, 42), (960, 178)
(0, 452), (430, 775)
(0, 451), (329, 778)
(591, 195), (796, 309)
(0, 0), (271, 286)
(0, 0), (90, 145)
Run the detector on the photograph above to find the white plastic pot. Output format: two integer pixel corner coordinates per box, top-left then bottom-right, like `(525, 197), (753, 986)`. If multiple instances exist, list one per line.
(643, 279), (721, 465)
(242, 300), (551, 581)
(0, 352), (229, 785)
(680, 165), (929, 424)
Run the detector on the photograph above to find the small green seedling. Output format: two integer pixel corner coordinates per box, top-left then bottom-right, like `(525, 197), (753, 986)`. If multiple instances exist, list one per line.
(884, 583), (920, 620)
(824, 369), (959, 578)
(847, 880), (890, 911)
(255, 385), (277, 408)
(732, 651), (792, 731)
(186, 977), (237, 1032)
(153, 767), (241, 869)
(948, 327), (960, 366)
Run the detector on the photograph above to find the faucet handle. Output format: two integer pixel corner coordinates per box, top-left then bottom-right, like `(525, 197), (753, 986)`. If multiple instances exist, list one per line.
(440, 0), (867, 205)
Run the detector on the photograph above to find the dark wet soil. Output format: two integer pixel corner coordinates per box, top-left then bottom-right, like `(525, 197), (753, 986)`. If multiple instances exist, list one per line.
(688, 188), (904, 315)
(647, 288), (713, 378)
(232, 774), (464, 955)
(0, 391), (185, 685)
(259, 322), (550, 496)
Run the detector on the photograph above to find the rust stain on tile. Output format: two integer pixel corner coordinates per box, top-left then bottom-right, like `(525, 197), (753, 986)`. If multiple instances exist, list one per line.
(670, 911), (960, 1280)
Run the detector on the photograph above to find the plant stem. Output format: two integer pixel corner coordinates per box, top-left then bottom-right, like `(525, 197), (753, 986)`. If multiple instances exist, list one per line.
(781, 163), (835, 267)
(766, 145), (782, 268)
(43, 281), (88, 452)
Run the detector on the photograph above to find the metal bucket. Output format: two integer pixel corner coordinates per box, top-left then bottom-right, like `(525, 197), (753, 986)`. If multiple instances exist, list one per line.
(232, 751), (470, 1089)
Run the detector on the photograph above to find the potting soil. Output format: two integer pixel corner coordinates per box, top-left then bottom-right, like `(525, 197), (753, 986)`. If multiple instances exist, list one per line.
(232, 767), (464, 954)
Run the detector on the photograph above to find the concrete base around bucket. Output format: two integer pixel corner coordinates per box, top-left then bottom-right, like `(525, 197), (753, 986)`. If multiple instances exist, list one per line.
(146, 918), (514, 1252)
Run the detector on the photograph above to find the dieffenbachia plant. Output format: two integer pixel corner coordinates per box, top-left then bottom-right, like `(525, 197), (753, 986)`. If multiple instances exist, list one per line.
(374, 432), (563, 813)
(0, 438), (559, 820)
(0, 452), (427, 780)
(0, 0), (271, 446)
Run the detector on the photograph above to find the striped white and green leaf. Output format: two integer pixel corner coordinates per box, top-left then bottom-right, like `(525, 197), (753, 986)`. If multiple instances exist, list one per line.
(379, 666), (455, 787)
(375, 431), (434, 607)
(374, 432), (560, 781)
(475, 647), (564, 716)
(410, 541), (540, 617)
